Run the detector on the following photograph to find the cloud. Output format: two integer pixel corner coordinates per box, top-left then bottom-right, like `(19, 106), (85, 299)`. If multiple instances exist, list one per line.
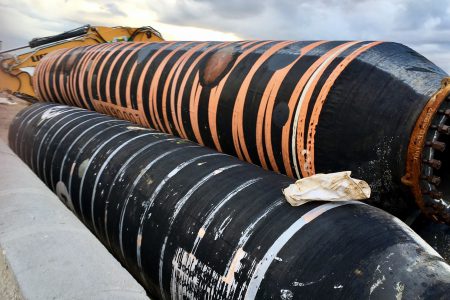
(0, 0), (449, 72)
(103, 3), (127, 17)
(0, 0), (239, 50)
(152, 0), (450, 72)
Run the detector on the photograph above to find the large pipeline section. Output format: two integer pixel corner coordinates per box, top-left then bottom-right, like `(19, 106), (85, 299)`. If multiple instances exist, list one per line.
(9, 103), (450, 299)
(32, 40), (450, 223)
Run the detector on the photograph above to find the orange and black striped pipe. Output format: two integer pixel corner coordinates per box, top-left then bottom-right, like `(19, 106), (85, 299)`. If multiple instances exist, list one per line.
(32, 40), (450, 223)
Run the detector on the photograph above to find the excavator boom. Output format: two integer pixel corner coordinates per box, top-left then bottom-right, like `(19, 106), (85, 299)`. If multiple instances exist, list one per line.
(0, 24), (163, 99)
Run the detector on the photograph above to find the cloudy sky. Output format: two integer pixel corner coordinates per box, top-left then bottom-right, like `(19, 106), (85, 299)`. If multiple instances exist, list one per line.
(1, 0), (449, 72)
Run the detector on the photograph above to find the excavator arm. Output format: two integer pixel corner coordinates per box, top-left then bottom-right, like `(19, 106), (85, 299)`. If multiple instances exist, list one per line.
(0, 24), (163, 99)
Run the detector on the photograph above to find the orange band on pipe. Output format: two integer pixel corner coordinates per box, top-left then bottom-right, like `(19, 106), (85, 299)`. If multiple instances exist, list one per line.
(169, 42), (209, 137)
(177, 43), (225, 139)
(94, 43), (125, 103)
(280, 42), (355, 178)
(87, 44), (116, 102)
(105, 43), (137, 104)
(296, 41), (359, 177)
(149, 42), (194, 132)
(306, 41), (383, 175)
(135, 42), (175, 128)
(162, 42), (207, 135)
(189, 73), (204, 144)
(115, 43), (147, 110)
(233, 41), (296, 162)
(208, 41), (270, 153)
(78, 44), (111, 109)
(258, 41), (327, 175)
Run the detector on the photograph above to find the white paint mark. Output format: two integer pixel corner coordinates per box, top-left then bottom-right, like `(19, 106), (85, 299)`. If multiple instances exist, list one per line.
(137, 234), (142, 247)
(406, 259), (418, 273)
(395, 282), (404, 300)
(214, 215), (232, 240)
(171, 248), (230, 299)
(244, 202), (355, 299)
(386, 252), (395, 259)
(191, 177), (263, 254)
(222, 248), (246, 284)
(55, 181), (75, 212)
(127, 126), (151, 130)
(369, 275), (385, 295)
(280, 289), (293, 300)
(39, 105), (69, 122)
(292, 275), (326, 287)
(78, 159), (90, 179)
(197, 228), (206, 238)
(334, 284), (343, 289)
(170, 245), (256, 299)
(223, 200), (283, 276)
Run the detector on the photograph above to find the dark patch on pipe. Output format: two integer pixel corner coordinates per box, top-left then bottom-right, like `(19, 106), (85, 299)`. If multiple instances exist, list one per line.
(199, 44), (240, 87)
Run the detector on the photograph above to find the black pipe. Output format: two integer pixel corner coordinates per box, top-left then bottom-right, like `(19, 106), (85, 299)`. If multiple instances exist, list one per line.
(32, 40), (450, 223)
(9, 103), (450, 299)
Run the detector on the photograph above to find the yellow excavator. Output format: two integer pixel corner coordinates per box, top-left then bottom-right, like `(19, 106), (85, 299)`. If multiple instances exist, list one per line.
(0, 24), (164, 100)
